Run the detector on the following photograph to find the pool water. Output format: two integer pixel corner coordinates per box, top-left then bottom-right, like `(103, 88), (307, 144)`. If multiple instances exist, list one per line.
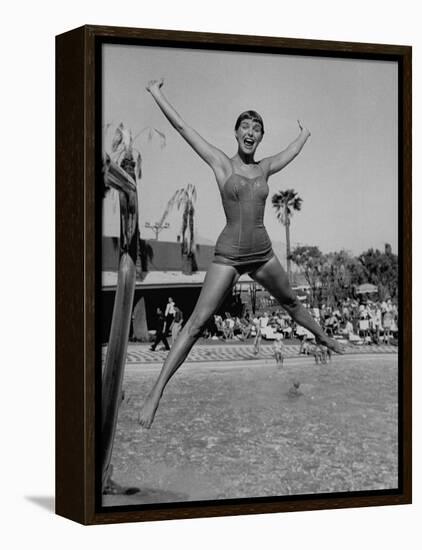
(103, 354), (398, 506)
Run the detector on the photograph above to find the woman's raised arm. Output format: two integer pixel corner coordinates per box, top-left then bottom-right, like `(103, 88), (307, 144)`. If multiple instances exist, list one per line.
(147, 79), (230, 180)
(260, 121), (311, 177)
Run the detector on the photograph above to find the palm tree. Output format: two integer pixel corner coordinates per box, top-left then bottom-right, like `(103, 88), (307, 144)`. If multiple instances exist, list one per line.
(137, 238), (154, 280)
(161, 183), (198, 275)
(104, 122), (165, 341)
(177, 184), (197, 274)
(105, 122), (165, 176)
(271, 189), (303, 281)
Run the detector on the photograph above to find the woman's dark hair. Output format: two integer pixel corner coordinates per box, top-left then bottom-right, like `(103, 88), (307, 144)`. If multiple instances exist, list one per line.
(235, 110), (265, 134)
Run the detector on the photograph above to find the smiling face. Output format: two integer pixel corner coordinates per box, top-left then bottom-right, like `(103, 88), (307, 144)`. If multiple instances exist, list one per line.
(235, 118), (264, 155)
(234, 111), (264, 156)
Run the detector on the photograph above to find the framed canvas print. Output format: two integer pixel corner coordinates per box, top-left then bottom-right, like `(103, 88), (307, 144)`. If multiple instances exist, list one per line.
(56, 25), (412, 525)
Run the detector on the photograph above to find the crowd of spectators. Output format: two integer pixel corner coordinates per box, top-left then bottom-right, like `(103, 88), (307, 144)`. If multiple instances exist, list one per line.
(315, 297), (398, 345)
(203, 297), (398, 346)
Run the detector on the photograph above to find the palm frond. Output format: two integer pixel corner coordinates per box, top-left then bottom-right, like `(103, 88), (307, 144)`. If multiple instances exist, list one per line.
(176, 189), (187, 210)
(272, 188), (303, 235)
(185, 183), (197, 205)
(135, 151), (142, 180)
(157, 189), (179, 227)
(276, 210), (287, 225)
(181, 207), (188, 236)
(153, 128), (167, 149)
(293, 197), (303, 211)
(111, 125), (123, 153)
(132, 126), (166, 149)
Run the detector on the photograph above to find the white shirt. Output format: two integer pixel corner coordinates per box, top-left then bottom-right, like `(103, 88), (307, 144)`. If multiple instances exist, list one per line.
(165, 302), (176, 316)
(259, 316), (269, 328)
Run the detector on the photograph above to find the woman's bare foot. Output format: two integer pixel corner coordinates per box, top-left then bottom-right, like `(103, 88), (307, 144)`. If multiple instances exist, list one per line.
(138, 389), (162, 429)
(316, 335), (346, 354)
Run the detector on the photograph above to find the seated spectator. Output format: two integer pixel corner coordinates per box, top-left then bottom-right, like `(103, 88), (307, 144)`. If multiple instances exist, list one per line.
(341, 320), (354, 338)
(239, 318), (253, 340)
(325, 314), (339, 336)
(223, 313), (235, 340)
(213, 315), (225, 339)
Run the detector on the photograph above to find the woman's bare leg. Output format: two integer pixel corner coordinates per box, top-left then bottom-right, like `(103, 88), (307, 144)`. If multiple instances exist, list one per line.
(250, 256), (344, 354)
(139, 263), (240, 428)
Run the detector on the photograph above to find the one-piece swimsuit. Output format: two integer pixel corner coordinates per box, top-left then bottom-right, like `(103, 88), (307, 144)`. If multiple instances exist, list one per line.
(213, 169), (274, 275)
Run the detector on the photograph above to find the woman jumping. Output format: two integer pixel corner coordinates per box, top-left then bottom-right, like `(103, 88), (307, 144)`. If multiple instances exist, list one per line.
(139, 78), (343, 428)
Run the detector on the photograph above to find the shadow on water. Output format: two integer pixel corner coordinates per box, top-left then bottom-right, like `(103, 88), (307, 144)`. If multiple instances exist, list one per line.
(25, 496), (55, 513)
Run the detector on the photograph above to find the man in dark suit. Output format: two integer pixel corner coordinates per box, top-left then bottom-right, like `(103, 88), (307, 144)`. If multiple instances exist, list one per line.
(150, 307), (170, 351)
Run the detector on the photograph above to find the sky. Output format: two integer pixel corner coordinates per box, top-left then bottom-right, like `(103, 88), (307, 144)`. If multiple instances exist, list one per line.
(102, 43), (398, 256)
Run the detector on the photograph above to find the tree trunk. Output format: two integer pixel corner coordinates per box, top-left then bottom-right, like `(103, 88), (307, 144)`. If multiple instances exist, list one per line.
(285, 211), (291, 282)
(182, 253), (193, 275)
(250, 282), (257, 314)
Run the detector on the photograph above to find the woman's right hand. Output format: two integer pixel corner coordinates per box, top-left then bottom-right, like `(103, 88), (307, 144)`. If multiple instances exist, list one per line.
(146, 78), (164, 94)
(297, 119), (311, 139)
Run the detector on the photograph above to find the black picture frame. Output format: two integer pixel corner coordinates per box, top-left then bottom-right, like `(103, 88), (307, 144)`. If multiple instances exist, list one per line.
(56, 24), (412, 525)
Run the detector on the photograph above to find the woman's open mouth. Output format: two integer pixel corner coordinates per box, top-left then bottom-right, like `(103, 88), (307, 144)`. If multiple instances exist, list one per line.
(244, 138), (255, 148)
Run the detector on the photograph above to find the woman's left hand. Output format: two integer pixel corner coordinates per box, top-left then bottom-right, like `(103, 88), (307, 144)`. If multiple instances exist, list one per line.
(298, 120), (311, 138)
(146, 77), (164, 94)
